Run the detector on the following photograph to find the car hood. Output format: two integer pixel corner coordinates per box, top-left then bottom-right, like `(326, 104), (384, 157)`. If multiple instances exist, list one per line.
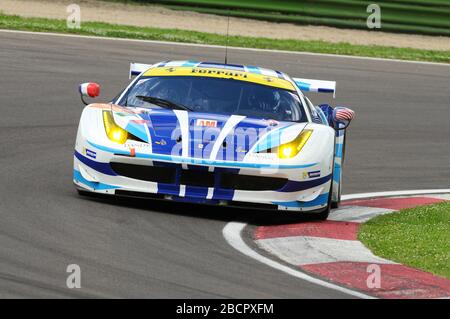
(111, 106), (307, 161)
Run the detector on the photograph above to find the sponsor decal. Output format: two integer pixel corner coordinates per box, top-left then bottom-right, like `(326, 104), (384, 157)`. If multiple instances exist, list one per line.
(84, 148), (97, 159)
(124, 142), (151, 150)
(236, 146), (247, 153)
(196, 119), (217, 127)
(191, 68), (248, 79)
(155, 139), (167, 146)
(308, 170), (321, 178)
(246, 153), (277, 160)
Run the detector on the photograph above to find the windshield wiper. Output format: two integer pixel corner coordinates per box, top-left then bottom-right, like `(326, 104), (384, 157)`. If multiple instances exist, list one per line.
(136, 95), (193, 111)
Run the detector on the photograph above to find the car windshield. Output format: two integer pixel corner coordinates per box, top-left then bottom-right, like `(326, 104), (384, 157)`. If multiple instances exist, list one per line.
(121, 76), (307, 122)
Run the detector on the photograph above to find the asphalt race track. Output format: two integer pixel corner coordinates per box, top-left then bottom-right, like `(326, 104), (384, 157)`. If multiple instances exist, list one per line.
(0, 31), (449, 298)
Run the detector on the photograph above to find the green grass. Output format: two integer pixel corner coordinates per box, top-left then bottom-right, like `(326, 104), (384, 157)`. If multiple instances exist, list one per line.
(106, 0), (450, 36)
(0, 13), (449, 64)
(359, 202), (450, 279)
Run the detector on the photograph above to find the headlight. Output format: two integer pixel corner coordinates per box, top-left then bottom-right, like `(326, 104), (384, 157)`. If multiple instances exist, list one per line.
(102, 110), (128, 144)
(277, 129), (313, 159)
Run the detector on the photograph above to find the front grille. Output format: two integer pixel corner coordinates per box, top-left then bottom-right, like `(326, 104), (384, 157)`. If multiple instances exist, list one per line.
(110, 162), (176, 183)
(180, 169), (215, 187)
(228, 200), (278, 210)
(111, 162), (287, 191)
(220, 173), (287, 191)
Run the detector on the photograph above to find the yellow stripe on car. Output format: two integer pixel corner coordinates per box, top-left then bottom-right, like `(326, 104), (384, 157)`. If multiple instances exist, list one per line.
(143, 67), (296, 91)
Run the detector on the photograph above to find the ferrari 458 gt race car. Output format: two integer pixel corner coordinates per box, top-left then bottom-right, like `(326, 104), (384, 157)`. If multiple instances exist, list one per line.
(74, 61), (354, 220)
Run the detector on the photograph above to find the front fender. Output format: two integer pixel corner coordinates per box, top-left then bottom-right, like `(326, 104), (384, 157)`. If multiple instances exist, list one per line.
(297, 123), (335, 173)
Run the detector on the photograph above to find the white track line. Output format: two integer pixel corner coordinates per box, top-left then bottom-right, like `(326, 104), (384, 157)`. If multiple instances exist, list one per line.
(222, 189), (450, 299)
(0, 29), (449, 67)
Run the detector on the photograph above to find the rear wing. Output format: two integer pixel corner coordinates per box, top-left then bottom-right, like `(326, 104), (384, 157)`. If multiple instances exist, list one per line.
(129, 63), (153, 79)
(293, 78), (336, 98)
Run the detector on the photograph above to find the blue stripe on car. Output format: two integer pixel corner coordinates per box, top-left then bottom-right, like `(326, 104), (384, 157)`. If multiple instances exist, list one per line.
(188, 112), (226, 159)
(74, 151), (117, 176)
(214, 117), (270, 161)
(139, 110), (179, 156)
(157, 183), (180, 195)
(335, 143), (343, 158)
(73, 169), (119, 190)
(253, 124), (294, 152)
(88, 141), (318, 169)
(294, 80), (311, 91)
(246, 65), (261, 74)
(182, 61), (198, 67)
(212, 188), (234, 201)
(124, 122), (149, 143)
(333, 163), (341, 183)
(318, 88), (335, 93)
(185, 186), (209, 199)
(280, 174), (332, 192)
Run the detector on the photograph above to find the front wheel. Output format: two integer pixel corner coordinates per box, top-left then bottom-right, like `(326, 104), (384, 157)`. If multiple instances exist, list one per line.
(316, 192), (332, 220)
(317, 152), (336, 219)
(312, 183), (333, 221)
(331, 178), (341, 209)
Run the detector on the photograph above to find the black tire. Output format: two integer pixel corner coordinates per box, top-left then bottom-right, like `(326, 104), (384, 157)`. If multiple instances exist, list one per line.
(314, 186), (332, 221)
(331, 173), (341, 209)
(331, 194), (340, 209)
(312, 149), (335, 220)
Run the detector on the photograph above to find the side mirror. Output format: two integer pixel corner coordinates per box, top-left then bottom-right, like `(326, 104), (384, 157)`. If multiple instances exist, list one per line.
(78, 82), (100, 105)
(332, 107), (355, 130)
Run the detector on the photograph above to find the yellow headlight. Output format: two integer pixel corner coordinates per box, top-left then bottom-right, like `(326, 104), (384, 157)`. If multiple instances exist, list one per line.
(102, 111), (128, 144)
(280, 145), (294, 158)
(277, 129), (313, 159)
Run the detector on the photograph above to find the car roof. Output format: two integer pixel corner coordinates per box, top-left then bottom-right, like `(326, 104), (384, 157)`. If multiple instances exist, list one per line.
(152, 60), (291, 80)
(144, 60), (296, 91)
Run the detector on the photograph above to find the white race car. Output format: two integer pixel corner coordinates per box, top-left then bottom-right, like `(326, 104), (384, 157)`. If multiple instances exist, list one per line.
(74, 61), (354, 220)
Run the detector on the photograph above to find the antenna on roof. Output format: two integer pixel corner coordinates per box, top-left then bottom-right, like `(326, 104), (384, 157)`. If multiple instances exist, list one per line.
(224, 12), (230, 64)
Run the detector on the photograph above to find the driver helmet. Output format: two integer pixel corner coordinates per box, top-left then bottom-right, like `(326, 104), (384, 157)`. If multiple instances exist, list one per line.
(248, 89), (281, 112)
